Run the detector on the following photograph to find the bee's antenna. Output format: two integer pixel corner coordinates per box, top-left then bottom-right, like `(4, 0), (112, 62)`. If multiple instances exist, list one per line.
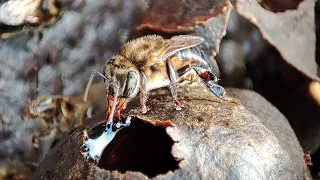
(84, 70), (108, 102)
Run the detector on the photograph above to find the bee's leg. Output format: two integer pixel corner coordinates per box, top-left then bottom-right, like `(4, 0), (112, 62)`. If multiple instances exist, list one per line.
(0, 26), (29, 39)
(176, 65), (191, 77)
(140, 72), (148, 113)
(191, 65), (227, 101)
(0, 31), (22, 39)
(205, 82), (227, 100)
(176, 65), (198, 84)
(167, 59), (182, 110)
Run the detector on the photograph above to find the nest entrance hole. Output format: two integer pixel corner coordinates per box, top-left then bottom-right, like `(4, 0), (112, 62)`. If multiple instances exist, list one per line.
(98, 116), (180, 178)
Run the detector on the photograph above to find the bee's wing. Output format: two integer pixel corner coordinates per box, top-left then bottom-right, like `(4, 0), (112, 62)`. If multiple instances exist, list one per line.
(158, 35), (204, 61)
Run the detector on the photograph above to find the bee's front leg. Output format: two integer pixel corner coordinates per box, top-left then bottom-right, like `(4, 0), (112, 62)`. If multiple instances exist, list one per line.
(167, 59), (182, 110)
(140, 72), (148, 113)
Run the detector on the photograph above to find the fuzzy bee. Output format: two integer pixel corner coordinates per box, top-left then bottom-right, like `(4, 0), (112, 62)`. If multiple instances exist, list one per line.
(23, 96), (92, 137)
(24, 96), (79, 129)
(24, 95), (95, 158)
(84, 35), (226, 123)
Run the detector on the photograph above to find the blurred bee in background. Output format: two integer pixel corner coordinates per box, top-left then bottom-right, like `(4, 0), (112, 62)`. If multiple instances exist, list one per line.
(85, 35), (227, 123)
(23, 96), (93, 152)
(24, 96), (87, 130)
(0, 164), (33, 180)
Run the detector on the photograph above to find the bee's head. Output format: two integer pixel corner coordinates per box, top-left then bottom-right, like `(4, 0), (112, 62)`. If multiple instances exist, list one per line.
(104, 56), (140, 99)
(23, 96), (56, 120)
(103, 56), (140, 121)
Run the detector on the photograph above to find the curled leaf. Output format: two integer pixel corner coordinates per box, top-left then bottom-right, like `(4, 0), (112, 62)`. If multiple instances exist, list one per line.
(235, 0), (319, 81)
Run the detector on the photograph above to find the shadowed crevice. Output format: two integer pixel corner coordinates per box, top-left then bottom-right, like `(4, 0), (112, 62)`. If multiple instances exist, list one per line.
(258, 0), (303, 13)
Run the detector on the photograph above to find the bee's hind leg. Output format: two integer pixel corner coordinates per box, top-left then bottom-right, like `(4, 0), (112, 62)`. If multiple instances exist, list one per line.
(167, 60), (182, 110)
(190, 65), (228, 101)
(205, 82), (227, 100)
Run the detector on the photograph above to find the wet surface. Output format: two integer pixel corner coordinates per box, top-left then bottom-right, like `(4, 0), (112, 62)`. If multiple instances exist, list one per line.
(81, 117), (131, 164)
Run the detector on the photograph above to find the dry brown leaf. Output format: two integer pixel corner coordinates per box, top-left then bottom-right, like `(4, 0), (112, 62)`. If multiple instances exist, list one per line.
(136, 0), (231, 33)
(235, 0), (319, 81)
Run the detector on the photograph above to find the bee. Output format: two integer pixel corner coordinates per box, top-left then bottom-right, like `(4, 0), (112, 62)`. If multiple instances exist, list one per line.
(24, 95), (95, 158)
(23, 96), (92, 136)
(25, 96), (76, 129)
(84, 35), (227, 123)
(0, 165), (32, 180)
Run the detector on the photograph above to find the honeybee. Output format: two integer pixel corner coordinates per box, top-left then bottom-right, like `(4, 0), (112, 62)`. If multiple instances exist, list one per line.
(23, 96), (84, 131)
(0, 165), (33, 180)
(23, 96), (92, 150)
(84, 35), (226, 123)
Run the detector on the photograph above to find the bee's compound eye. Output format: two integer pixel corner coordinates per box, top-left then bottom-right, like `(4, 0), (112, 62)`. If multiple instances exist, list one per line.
(124, 71), (138, 98)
